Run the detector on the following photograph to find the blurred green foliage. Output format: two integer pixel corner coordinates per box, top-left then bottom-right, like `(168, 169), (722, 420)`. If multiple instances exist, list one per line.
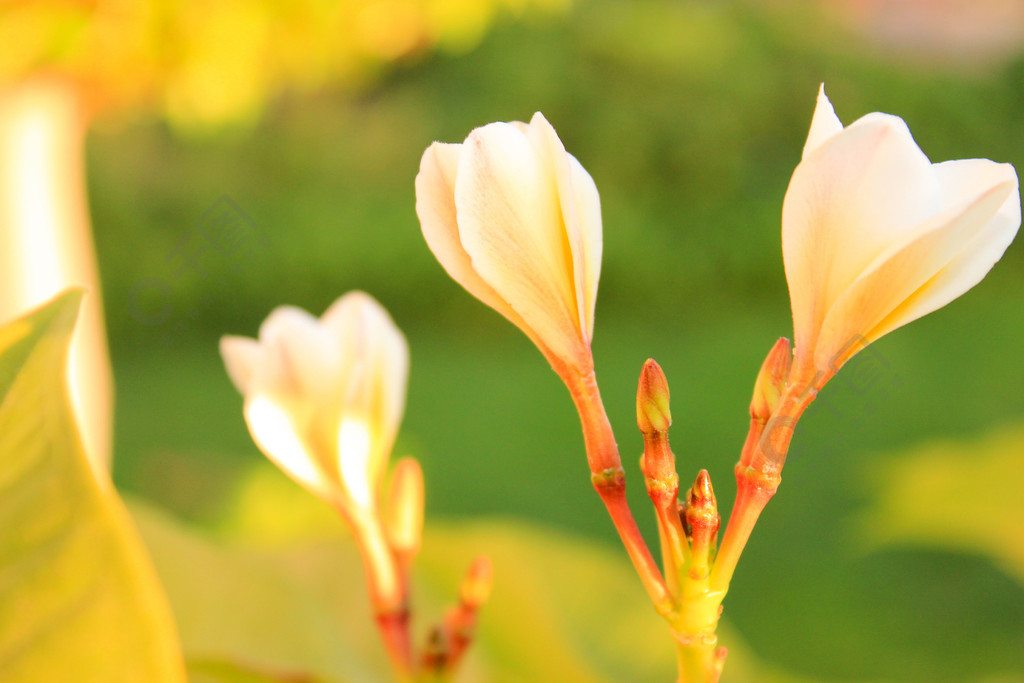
(80, 1), (1024, 680)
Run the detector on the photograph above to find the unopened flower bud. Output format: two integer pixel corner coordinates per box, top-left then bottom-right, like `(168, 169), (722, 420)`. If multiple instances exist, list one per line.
(459, 555), (493, 608)
(750, 338), (792, 422)
(384, 457), (424, 561)
(685, 470), (719, 525)
(684, 470), (720, 547)
(637, 358), (672, 435)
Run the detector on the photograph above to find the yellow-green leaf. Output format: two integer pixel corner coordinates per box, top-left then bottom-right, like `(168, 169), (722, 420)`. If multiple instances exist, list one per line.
(0, 291), (185, 682)
(854, 422), (1024, 582)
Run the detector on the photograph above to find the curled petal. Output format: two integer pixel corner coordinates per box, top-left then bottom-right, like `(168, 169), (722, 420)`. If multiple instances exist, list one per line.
(525, 112), (603, 341)
(455, 122), (586, 366)
(816, 177), (1016, 370)
(867, 162), (1020, 344)
(783, 112), (941, 356)
(785, 86), (1022, 381)
(416, 114), (602, 374)
(415, 142), (551, 357)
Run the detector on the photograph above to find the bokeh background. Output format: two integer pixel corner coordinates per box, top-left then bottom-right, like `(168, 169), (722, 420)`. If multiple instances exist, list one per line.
(8, 0), (1024, 680)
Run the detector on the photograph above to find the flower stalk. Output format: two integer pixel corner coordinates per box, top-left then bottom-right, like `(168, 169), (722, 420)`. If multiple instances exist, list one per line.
(564, 365), (673, 615)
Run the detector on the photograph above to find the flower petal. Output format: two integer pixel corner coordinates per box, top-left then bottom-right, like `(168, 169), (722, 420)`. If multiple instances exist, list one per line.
(258, 306), (340, 400)
(815, 176), (1016, 370)
(415, 141), (550, 356)
(524, 112), (602, 345)
(219, 335), (265, 394)
(454, 121), (586, 366)
(801, 84), (844, 159)
(322, 291), (409, 489)
(524, 112), (603, 342)
(783, 112), (941, 357)
(866, 161), (1020, 342)
(245, 394), (328, 498)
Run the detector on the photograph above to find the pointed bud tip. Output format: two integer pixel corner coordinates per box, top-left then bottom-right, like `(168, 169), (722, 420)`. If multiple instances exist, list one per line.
(459, 555), (493, 608)
(637, 359), (672, 434)
(688, 469), (717, 508)
(751, 338), (792, 420)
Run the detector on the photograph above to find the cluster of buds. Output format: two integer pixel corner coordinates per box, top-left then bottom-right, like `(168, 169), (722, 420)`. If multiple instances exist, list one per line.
(635, 360), (726, 679)
(220, 292), (491, 680)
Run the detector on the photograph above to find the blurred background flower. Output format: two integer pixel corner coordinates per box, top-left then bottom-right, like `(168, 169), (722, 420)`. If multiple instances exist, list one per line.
(3, 1), (1024, 681)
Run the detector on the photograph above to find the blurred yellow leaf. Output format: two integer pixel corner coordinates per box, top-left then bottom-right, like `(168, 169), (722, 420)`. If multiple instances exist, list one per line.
(133, 464), (827, 682)
(854, 423), (1024, 581)
(0, 291), (185, 682)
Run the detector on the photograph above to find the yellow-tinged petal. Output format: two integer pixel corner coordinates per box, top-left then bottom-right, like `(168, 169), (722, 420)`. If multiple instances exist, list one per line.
(816, 177), (1016, 370)
(337, 416), (374, 509)
(524, 112), (603, 341)
(867, 162), (1020, 344)
(454, 121), (586, 366)
(322, 291), (409, 493)
(523, 112), (592, 343)
(801, 84), (844, 159)
(567, 152), (603, 339)
(783, 112), (941, 357)
(415, 141), (550, 356)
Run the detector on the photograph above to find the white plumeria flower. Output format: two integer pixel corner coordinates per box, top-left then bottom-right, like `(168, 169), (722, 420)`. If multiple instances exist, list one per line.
(220, 291), (409, 515)
(416, 112), (602, 376)
(783, 85), (1020, 381)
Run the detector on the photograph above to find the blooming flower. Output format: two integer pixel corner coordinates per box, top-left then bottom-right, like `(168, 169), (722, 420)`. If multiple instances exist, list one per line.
(219, 291), (409, 514)
(783, 85), (1020, 381)
(415, 112), (602, 375)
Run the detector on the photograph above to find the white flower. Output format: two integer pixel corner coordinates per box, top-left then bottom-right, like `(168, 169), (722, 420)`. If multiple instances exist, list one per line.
(416, 112), (602, 375)
(784, 85), (1020, 379)
(220, 291), (408, 512)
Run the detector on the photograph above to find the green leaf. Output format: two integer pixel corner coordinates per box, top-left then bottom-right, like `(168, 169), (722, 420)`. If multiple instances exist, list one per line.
(0, 291), (185, 682)
(133, 461), (826, 682)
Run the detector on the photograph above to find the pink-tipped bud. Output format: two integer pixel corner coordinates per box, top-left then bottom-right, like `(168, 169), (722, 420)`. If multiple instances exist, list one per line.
(384, 457), (424, 559)
(459, 555), (494, 608)
(637, 359), (672, 435)
(750, 338), (792, 422)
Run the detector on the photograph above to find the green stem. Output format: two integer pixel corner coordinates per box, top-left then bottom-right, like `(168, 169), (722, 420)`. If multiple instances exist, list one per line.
(676, 639), (716, 683)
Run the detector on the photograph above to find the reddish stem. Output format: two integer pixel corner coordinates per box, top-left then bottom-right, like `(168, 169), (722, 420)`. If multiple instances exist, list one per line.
(563, 366), (673, 614)
(710, 375), (817, 594)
